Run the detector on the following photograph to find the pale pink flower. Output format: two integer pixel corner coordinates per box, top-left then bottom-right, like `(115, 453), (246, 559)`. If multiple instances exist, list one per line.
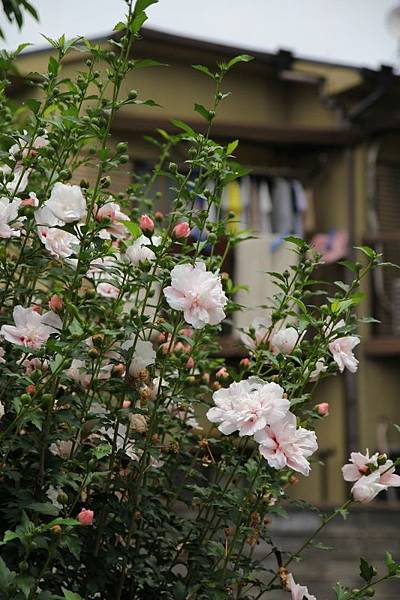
(270, 326), (299, 354)
(97, 282), (120, 299)
(328, 336), (360, 373)
(0, 164), (30, 194)
(77, 508), (94, 526)
(342, 450), (400, 503)
(94, 201), (129, 238)
(288, 574), (316, 600)
(173, 222), (191, 239)
(86, 254), (122, 284)
(342, 449), (378, 482)
(216, 367), (229, 379)
(64, 359), (113, 388)
(164, 261), (227, 329)
(207, 378), (290, 437)
(125, 235), (161, 266)
(35, 182), (86, 226)
(1, 306), (62, 349)
(240, 317), (271, 350)
(185, 356), (194, 369)
(139, 214), (154, 233)
(22, 356), (48, 374)
(309, 359), (327, 382)
(37, 226), (79, 258)
(9, 132), (49, 158)
(0, 196), (23, 238)
(254, 412), (318, 476)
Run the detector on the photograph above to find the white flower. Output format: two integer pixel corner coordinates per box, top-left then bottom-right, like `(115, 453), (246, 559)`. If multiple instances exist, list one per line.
(64, 358), (113, 388)
(240, 316), (271, 350)
(351, 470), (389, 503)
(35, 182), (86, 226)
(97, 282), (120, 299)
(125, 234), (161, 266)
(0, 196), (23, 238)
(0, 164), (30, 194)
(122, 339), (156, 376)
(164, 261), (227, 329)
(309, 359), (327, 382)
(270, 326), (299, 354)
(1, 306), (62, 350)
(9, 131), (49, 158)
(328, 336), (360, 373)
(254, 412), (318, 476)
(288, 574), (316, 600)
(37, 226), (79, 258)
(207, 378), (290, 437)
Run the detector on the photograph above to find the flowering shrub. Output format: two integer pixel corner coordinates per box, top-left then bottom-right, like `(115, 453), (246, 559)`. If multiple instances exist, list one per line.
(0, 1), (399, 599)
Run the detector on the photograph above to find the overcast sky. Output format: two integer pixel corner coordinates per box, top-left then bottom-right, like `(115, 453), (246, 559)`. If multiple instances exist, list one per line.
(2, 0), (400, 68)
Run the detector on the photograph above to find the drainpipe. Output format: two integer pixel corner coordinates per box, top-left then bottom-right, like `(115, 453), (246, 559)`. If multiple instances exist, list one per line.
(344, 148), (359, 458)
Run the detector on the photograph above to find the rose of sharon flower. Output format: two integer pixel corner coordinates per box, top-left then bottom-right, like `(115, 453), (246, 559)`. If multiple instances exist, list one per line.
(97, 282), (120, 299)
(1, 306), (62, 349)
(125, 234), (161, 266)
(342, 450), (400, 503)
(329, 335), (360, 373)
(35, 182), (86, 226)
(37, 226), (79, 259)
(95, 201), (129, 239)
(122, 339), (156, 376)
(270, 326), (299, 354)
(254, 412), (318, 476)
(207, 378), (290, 437)
(164, 261), (227, 329)
(240, 317), (271, 351)
(77, 508), (94, 526)
(0, 197), (23, 238)
(0, 164), (30, 194)
(288, 574), (316, 600)
(309, 358), (327, 382)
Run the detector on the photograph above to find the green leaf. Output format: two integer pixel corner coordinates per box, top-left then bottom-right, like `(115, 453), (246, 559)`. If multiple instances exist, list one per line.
(134, 58), (167, 69)
(113, 21), (126, 31)
(16, 574), (35, 598)
(359, 557), (376, 583)
(194, 103), (212, 122)
(48, 56), (59, 77)
(192, 64), (215, 79)
(50, 354), (64, 374)
(25, 98), (41, 114)
(355, 245), (377, 260)
(133, 0), (158, 17)
(170, 119), (195, 136)
(333, 582), (349, 600)
(27, 502), (59, 516)
(0, 556), (16, 592)
(130, 12), (147, 34)
(226, 54), (254, 70)
(92, 443), (112, 460)
(385, 551), (399, 576)
(62, 590), (84, 600)
(68, 318), (83, 337)
(123, 220), (141, 239)
(226, 139), (239, 155)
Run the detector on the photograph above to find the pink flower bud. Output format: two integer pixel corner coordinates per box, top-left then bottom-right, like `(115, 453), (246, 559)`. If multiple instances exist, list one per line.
(122, 400), (131, 409)
(174, 342), (185, 353)
(216, 367), (229, 379)
(158, 332), (167, 343)
(49, 294), (63, 312)
(186, 356), (194, 369)
(31, 304), (41, 313)
(240, 358), (250, 367)
(173, 222), (191, 239)
(21, 197), (35, 207)
(77, 508), (94, 526)
(139, 214), (154, 234)
(316, 402), (329, 416)
(155, 210), (163, 222)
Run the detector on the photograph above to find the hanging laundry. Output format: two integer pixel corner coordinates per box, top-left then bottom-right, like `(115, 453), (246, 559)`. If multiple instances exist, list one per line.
(258, 179), (272, 234)
(240, 175), (252, 229)
(223, 180), (243, 231)
(271, 177), (293, 234)
(291, 179), (308, 238)
(311, 230), (348, 263)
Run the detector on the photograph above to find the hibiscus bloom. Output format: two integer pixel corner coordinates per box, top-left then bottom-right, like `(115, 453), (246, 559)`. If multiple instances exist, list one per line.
(254, 412), (318, 476)
(164, 261), (227, 329)
(97, 282), (120, 299)
(35, 182), (86, 226)
(125, 234), (161, 266)
(288, 574), (316, 600)
(37, 226), (79, 258)
(342, 450), (400, 503)
(240, 316), (271, 350)
(328, 335), (360, 373)
(270, 326), (299, 354)
(0, 196), (23, 238)
(94, 200), (129, 239)
(122, 338), (156, 376)
(206, 378), (290, 437)
(1, 306), (62, 350)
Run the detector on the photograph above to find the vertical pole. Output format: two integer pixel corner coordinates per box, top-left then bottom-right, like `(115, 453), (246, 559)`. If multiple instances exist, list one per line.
(344, 147), (359, 458)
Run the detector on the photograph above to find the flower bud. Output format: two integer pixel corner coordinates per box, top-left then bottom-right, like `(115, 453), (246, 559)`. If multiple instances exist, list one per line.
(129, 413), (148, 433)
(77, 508), (94, 526)
(216, 367), (229, 380)
(315, 402), (329, 416)
(240, 358), (250, 368)
(139, 214), (154, 235)
(173, 222), (191, 239)
(48, 294), (63, 312)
